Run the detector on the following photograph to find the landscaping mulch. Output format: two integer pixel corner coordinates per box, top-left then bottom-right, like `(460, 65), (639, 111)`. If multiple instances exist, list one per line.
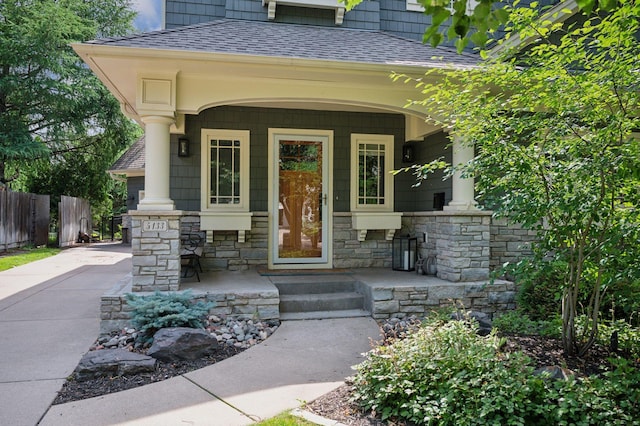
(54, 327), (619, 426)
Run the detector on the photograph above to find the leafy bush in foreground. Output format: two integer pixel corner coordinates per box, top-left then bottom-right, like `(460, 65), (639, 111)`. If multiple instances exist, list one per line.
(125, 290), (213, 343)
(351, 319), (640, 425)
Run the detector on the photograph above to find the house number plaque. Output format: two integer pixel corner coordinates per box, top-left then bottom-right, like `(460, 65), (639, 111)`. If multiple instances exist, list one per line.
(142, 220), (168, 232)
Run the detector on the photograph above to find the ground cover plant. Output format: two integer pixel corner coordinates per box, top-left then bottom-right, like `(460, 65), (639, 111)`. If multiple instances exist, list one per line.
(349, 314), (640, 426)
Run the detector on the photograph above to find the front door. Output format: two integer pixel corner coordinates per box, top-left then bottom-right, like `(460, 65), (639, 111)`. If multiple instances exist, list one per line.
(269, 129), (332, 268)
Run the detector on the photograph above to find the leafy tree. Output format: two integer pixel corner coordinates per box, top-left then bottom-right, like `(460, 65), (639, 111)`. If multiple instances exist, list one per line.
(343, 0), (628, 51)
(0, 0), (138, 188)
(395, 1), (640, 356)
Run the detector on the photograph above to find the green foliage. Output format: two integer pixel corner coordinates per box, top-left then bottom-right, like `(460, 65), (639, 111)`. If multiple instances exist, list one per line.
(0, 247), (60, 272)
(493, 311), (562, 338)
(255, 412), (316, 426)
(352, 319), (640, 425)
(592, 319), (640, 361)
(343, 0), (625, 51)
(508, 260), (562, 321)
(395, 1), (640, 357)
(351, 320), (537, 425)
(125, 291), (213, 342)
(0, 0), (139, 210)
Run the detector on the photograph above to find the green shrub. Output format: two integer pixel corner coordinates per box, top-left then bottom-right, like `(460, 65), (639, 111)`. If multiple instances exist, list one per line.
(596, 320), (640, 360)
(511, 260), (563, 321)
(602, 279), (640, 326)
(493, 311), (562, 339)
(125, 290), (213, 342)
(351, 320), (538, 425)
(351, 319), (640, 425)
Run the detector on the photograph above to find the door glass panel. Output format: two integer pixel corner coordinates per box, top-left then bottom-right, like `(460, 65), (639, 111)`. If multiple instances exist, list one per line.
(278, 140), (323, 259)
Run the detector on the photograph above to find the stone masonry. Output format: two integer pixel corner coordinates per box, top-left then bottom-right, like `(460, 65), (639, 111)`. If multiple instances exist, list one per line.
(365, 279), (517, 320)
(403, 211), (492, 282)
(130, 211), (182, 292)
(100, 274), (280, 334)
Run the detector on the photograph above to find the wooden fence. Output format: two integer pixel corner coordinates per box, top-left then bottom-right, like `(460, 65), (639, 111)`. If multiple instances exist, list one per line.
(0, 190), (50, 251)
(58, 195), (91, 248)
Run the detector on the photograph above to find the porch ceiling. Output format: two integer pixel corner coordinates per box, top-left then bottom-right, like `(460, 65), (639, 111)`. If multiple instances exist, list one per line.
(73, 19), (478, 135)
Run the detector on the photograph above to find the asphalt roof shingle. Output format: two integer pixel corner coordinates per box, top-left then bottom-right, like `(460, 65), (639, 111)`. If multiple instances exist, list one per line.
(110, 135), (145, 173)
(88, 19), (479, 68)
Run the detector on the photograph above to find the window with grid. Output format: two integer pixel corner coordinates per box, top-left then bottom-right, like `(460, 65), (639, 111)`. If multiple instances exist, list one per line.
(350, 134), (394, 212)
(358, 143), (386, 205)
(201, 129), (249, 211)
(209, 138), (240, 205)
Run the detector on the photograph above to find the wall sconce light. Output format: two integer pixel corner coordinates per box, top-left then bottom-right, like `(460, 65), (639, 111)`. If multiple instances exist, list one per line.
(178, 138), (190, 157)
(402, 143), (415, 163)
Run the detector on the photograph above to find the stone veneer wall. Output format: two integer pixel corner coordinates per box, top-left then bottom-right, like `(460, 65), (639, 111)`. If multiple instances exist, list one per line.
(100, 275), (280, 334)
(365, 280), (517, 320)
(130, 212), (182, 292)
(182, 212), (395, 271)
(490, 218), (537, 271)
(333, 213), (393, 268)
(402, 212), (492, 282)
(181, 212), (269, 272)
(181, 211), (534, 275)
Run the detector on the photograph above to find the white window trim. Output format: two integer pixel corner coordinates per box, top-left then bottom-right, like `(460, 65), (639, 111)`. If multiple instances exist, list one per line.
(350, 133), (394, 213)
(406, 0), (425, 12)
(200, 129), (250, 212)
(407, 0), (478, 13)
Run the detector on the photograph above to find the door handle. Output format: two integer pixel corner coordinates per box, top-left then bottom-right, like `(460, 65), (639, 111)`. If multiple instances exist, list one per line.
(323, 194), (327, 206)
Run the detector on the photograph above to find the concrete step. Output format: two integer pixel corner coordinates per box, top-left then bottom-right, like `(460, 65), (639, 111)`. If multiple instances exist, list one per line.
(280, 309), (370, 321)
(280, 291), (364, 313)
(274, 279), (357, 295)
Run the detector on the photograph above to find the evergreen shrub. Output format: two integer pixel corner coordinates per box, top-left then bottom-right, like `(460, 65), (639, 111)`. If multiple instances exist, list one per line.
(125, 290), (213, 343)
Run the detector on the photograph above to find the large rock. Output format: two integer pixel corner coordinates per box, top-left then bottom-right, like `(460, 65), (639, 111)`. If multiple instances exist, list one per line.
(533, 366), (576, 381)
(148, 327), (219, 362)
(74, 349), (156, 381)
(450, 311), (493, 336)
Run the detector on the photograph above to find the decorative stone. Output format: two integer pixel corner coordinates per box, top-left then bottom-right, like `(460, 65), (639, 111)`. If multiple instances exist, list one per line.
(533, 366), (575, 381)
(148, 327), (219, 362)
(74, 349), (156, 381)
(450, 311), (493, 336)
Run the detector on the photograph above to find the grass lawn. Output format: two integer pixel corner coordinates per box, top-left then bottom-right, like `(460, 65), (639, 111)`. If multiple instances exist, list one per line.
(255, 412), (317, 425)
(0, 247), (61, 272)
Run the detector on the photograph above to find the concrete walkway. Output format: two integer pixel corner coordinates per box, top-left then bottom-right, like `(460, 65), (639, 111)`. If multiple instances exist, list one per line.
(0, 243), (381, 425)
(0, 243), (132, 426)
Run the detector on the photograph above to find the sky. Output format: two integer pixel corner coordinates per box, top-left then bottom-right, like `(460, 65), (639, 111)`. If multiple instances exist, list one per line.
(132, 0), (163, 32)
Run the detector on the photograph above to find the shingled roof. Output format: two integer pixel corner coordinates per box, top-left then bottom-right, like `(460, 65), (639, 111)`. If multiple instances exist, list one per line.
(109, 135), (145, 175)
(87, 19), (479, 69)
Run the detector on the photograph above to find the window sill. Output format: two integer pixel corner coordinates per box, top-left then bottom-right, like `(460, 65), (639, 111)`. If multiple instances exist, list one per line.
(351, 212), (402, 242)
(200, 212), (253, 243)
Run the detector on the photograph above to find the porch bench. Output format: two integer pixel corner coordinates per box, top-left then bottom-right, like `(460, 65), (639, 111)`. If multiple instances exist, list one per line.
(180, 233), (204, 281)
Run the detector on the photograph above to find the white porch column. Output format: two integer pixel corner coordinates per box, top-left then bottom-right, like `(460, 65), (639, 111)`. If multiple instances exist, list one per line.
(444, 136), (477, 211)
(138, 115), (175, 211)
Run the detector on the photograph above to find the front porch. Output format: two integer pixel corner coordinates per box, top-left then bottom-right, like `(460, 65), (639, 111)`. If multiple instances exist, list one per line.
(100, 267), (516, 334)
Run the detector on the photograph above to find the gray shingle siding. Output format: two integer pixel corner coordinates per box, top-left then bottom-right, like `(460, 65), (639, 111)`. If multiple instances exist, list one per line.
(165, 0), (430, 38)
(395, 131), (452, 212)
(170, 105), (442, 213)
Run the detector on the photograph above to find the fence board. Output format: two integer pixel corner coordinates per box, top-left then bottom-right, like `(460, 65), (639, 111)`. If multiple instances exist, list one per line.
(0, 190), (50, 251)
(33, 194), (50, 246)
(58, 195), (91, 248)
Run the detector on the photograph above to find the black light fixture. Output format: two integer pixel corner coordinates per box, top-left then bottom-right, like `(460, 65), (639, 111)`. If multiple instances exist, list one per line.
(402, 143), (415, 163)
(178, 137), (190, 157)
(392, 235), (418, 271)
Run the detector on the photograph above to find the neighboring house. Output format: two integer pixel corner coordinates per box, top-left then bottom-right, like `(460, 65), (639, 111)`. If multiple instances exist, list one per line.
(109, 135), (146, 243)
(81, 0), (537, 295)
